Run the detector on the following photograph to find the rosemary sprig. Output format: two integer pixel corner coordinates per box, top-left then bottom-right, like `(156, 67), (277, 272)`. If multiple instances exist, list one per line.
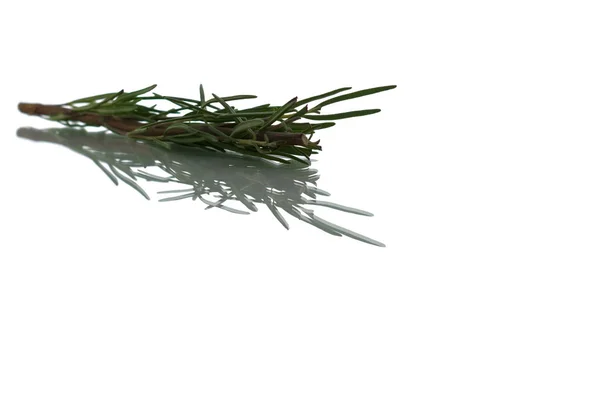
(18, 83), (396, 163)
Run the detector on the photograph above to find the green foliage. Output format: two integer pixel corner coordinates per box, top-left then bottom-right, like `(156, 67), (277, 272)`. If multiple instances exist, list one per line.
(56, 83), (396, 163)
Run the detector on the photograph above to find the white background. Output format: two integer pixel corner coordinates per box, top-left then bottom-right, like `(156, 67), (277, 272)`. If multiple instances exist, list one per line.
(1, 1), (599, 397)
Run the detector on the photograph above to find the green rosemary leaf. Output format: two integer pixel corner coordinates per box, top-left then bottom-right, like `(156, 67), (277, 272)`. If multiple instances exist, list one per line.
(211, 93), (243, 122)
(66, 91), (120, 105)
(95, 105), (138, 115)
(217, 142), (291, 163)
(311, 85), (396, 111)
(206, 123), (232, 140)
(168, 136), (212, 144)
(116, 84), (157, 103)
(237, 103), (271, 112)
(71, 90), (124, 111)
(291, 145), (312, 159)
(128, 115), (209, 135)
(293, 122), (336, 131)
(282, 105), (309, 124)
(214, 111), (274, 120)
(272, 146), (310, 165)
(199, 84), (206, 107)
(164, 123), (218, 141)
(204, 94), (258, 107)
(295, 87), (352, 107)
(151, 93), (200, 112)
(133, 104), (162, 116)
(160, 129), (199, 139)
(302, 109), (380, 120)
(143, 95), (202, 104)
(260, 97), (298, 130)
(231, 119), (265, 136)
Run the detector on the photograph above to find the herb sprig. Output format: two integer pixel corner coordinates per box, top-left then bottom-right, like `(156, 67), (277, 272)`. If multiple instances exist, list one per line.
(18, 83), (396, 164)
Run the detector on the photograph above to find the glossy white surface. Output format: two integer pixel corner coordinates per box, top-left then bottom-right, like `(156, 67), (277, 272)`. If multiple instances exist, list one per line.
(1, 1), (599, 397)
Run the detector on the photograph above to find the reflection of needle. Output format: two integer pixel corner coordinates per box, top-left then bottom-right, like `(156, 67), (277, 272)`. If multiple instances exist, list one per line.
(197, 195), (250, 215)
(17, 127), (385, 247)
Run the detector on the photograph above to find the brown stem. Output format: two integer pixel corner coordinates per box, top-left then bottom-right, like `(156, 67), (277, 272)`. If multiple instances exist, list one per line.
(17, 103), (309, 146)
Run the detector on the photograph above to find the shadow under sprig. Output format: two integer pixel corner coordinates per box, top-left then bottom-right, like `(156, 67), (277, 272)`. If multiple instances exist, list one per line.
(17, 127), (385, 247)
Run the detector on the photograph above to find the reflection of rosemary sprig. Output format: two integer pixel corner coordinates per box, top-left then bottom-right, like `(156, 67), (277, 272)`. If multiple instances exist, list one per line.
(18, 127), (385, 247)
(18, 83), (395, 163)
